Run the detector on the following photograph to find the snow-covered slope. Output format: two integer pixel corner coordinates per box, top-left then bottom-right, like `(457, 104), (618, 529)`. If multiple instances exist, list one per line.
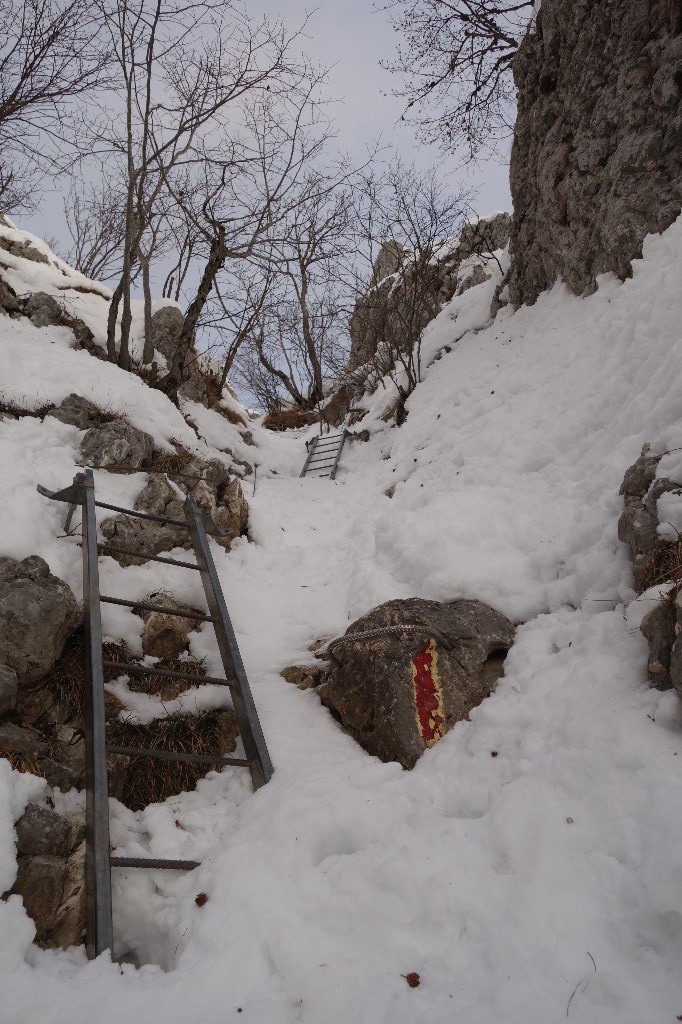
(1, 217), (681, 1024)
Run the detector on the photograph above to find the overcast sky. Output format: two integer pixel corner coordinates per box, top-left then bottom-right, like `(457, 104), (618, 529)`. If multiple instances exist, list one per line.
(253, 0), (513, 215)
(21, 0), (513, 254)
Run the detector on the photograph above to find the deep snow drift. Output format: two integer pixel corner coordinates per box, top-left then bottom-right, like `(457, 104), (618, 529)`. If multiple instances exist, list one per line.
(1, 216), (681, 1024)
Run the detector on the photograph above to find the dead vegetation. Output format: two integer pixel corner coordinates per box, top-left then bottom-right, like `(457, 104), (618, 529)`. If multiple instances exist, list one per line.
(637, 536), (682, 594)
(107, 709), (238, 810)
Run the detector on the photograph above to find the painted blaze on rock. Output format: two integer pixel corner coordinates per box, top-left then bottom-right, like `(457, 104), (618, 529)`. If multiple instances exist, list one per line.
(411, 639), (446, 746)
(318, 598), (515, 769)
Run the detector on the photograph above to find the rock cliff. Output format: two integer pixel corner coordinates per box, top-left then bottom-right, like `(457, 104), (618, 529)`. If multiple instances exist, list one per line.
(508, 0), (682, 305)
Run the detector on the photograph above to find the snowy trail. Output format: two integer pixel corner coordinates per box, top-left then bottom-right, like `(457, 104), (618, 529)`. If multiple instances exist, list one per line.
(1, 219), (682, 1023)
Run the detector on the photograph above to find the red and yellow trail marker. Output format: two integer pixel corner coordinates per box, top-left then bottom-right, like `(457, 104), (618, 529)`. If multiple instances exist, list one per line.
(410, 638), (445, 746)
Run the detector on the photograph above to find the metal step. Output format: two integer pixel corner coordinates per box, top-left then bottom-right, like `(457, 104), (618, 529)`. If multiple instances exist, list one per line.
(100, 596), (213, 621)
(103, 660), (235, 688)
(99, 544), (200, 570)
(94, 500), (191, 530)
(106, 745), (251, 767)
(111, 857), (201, 870)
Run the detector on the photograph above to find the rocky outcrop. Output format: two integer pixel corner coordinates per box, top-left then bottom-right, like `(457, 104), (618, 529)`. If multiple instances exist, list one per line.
(80, 420), (155, 472)
(508, 0), (682, 306)
(5, 803), (86, 948)
(147, 305), (213, 407)
(347, 214), (511, 375)
(46, 394), (114, 431)
(618, 446), (682, 694)
(0, 556), (80, 682)
(617, 445), (681, 592)
(306, 598), (515, 769)
(22, 292), (98, 352)
(100, 457), (249, 565)
(100, 475), (187, 565)
(322, 214), (511, 427)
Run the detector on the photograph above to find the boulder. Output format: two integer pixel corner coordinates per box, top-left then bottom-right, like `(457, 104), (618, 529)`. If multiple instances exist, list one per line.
(11, 856), (67, 941)
(15, 803), (84, 858)
(24, 292), (64, 328)
(0, 557), (80, 681)
(46, 394), (109, 431)
(317, 598), (515, 769)
(148, 305), (186, 365)
(0, 273), (20, 313)
(0, 664), (18, 715)
(80, 420), (154, 472)
(9, 805), (86, 948)
(140, 593), (203, 659)
(669, 591), (682, 697)
(193, 477), (248, 548)
(0, 721), (49, 757)
(640, 601), (674, 690)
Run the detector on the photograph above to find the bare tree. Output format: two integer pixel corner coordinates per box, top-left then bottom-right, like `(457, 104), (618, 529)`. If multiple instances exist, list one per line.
(63, 182), (127, 280)
(0, 0), (111, 211)
(383, 0), (533, 159)
(158, 81), (335, 394)
(95, 0), (311, 370)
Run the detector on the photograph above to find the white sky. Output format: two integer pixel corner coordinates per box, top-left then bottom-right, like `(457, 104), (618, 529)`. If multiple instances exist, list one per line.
(21, 0), (512, 257)
(253, 0), (513, 215)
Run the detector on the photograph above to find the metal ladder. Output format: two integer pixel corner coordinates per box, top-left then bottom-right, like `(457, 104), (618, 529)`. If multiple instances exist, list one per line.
(38, 468), (273, 961)
(299, 429), (354, 479)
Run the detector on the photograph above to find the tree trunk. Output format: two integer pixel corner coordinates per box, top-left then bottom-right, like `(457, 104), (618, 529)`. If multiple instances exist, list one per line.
(141, 255), (154, 364)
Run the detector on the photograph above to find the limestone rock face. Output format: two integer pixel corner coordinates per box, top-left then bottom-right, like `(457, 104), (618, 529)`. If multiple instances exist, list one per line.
(317, 598), (515, 769)
(80, 420), (154, 472)
(508, 0), (682, 306)
(0, 556), (80, 681)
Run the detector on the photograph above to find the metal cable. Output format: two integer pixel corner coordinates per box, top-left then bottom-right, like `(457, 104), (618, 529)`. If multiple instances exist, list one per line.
(319, 623), (455, 658)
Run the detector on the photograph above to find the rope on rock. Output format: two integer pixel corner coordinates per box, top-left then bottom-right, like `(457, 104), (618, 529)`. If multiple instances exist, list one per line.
(318, 623), (455, 659)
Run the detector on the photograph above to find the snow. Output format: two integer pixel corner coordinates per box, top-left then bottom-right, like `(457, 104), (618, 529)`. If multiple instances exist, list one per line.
(1, 216), (682, 1023)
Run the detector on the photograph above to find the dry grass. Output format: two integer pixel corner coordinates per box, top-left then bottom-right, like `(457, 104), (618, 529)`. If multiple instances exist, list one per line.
(263, 408), (319, 431)
(107, 709), (238, 809)
(0, 398), (53, 420)
(637, 538), (682, 593)
(5, 751), (44, 776)
(151, 442), (196, 476)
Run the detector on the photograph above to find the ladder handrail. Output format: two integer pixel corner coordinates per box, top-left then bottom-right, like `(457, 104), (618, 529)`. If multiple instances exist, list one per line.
(82, 468), (114, 959)
(299, 435), (319, 477)
(185, 495), (273, 788)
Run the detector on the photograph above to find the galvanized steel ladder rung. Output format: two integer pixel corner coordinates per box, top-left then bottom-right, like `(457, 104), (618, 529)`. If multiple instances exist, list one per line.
(37, 468), (273, 961)
(300, 429), (354, 479)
